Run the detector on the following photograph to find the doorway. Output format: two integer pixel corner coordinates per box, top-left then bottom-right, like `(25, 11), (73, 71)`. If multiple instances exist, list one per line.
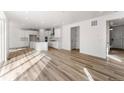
(107, 18), (124, 62)
(71, 26), (80, 52)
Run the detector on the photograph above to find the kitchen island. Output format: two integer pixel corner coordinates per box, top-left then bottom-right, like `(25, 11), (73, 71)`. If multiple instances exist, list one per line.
(30, 42), (48, 51)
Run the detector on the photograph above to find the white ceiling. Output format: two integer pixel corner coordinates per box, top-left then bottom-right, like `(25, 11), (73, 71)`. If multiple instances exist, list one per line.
(5, 11), (115, 29)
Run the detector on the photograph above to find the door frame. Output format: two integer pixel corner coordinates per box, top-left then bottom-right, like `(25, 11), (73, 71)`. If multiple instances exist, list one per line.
(106, 17), (124, 59)
(70, 26), (80, 50)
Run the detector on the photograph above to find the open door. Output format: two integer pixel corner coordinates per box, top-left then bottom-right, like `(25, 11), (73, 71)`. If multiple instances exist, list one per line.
(71, 26), (80, 51)
(107, 18), (124, 62)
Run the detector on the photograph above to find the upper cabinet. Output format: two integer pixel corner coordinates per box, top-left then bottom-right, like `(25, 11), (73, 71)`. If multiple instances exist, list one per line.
(54, 28), (61, 38)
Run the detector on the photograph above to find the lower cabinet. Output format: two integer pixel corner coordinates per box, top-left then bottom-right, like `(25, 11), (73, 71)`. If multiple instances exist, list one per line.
(49, 41), (59, 49)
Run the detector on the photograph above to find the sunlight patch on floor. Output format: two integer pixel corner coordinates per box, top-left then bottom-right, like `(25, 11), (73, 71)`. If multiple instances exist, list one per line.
(83, 68), (94, 81)
(108, 55), (123, 62)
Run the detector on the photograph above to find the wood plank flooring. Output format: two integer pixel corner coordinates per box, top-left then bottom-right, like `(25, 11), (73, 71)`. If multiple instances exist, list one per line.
(7, 48), (33, 60)
(0, 48), (124, 81)
(108, 49), (124, 62)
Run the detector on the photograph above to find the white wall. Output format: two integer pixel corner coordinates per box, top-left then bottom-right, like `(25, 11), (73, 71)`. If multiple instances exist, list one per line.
(9, 22), (38, 49)
(79, 18), (107, 58)
(61, 20), (106, 58)
(61, 12), (124, 59)
(54, 27), (62, 49)
(62, 25), (71, 50)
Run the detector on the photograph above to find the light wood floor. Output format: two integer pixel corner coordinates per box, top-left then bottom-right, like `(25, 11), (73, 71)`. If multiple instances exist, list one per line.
(7, 48), (33, 60)
(108, 49), (124, 62)
(1, 48), (124, 81)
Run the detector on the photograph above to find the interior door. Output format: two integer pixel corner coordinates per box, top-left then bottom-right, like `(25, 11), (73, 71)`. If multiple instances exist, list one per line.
(76, 27), (79, 49)
(71, 27), (76, 49)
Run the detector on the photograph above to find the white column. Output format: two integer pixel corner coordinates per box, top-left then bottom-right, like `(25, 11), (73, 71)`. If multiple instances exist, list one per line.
(0, 19), (7, 63)
(0, 20), (2, 63)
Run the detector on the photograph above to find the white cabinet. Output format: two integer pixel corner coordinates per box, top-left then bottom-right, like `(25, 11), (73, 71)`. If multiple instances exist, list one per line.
(30, 42), (48, 51)
(48, 28), (61, 49)
(55, 28), (61, 38)
(49, 41), (59, 49)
